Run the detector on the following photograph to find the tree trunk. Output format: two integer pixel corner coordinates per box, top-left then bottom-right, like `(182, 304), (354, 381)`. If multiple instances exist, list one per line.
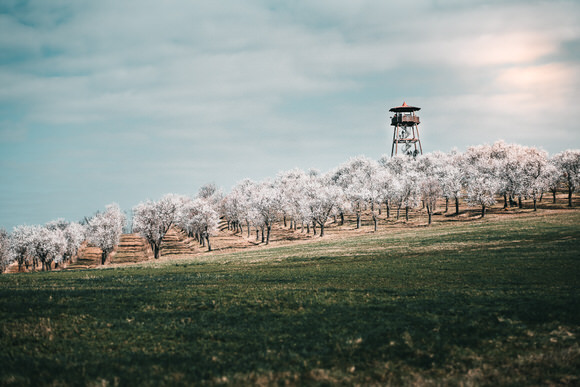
(503, 193), (508, 209)
(101, 250), (109, 265)
(445, 198), (449, 213)
(256, 229), (259, 241)
(266, 225), (271, 245)
(481, 204), (486, 218)
(340, 212), (344, 226)
(206, 234), (212, 251)
(569, 187), (573, 207)
(405, 206), (409, 221)
(533, 198), (537, 211)
(154, 243), (161, 259)
(283, 216), (287, 227)
(427, 205), (432, 225)
(455, 197), (460, 215)
(373, 214), (377, 232)
(319, 222), (325, 237)
(356, 213), (361, 229)
(396, 206), (400, 220)
(247, 221), (251, 238)
(306, 223), (310, 234)
(518, 196), (522, 209)
(261, 227), (265, 243)
(552, 189), (557, 203)
(312, 221), (317, 236)
(386, 203), (390, 219)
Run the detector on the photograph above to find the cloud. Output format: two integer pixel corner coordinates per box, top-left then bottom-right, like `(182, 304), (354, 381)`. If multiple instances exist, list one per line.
(1, 0), (580, 229)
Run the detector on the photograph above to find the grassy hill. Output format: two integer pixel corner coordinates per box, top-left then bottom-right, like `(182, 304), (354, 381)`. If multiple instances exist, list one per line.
(1, 209), (579, 385)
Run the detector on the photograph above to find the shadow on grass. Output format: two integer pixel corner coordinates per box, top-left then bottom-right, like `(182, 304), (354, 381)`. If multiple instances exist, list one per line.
(1, 276), (578, 385)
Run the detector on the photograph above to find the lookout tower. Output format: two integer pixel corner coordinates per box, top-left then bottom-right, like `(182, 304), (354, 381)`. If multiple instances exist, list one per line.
(389, 102), (422, 157)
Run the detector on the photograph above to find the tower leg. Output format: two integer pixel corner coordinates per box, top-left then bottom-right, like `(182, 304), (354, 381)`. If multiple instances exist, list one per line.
(415, 125), (423, 155)
(391, 126), (397, 157)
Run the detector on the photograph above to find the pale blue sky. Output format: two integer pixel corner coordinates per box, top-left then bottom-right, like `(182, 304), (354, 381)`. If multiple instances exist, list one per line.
(1, 0), (579, 230)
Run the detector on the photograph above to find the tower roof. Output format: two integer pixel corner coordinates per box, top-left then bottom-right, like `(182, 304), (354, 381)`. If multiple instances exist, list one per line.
(389, 101), (420, 112)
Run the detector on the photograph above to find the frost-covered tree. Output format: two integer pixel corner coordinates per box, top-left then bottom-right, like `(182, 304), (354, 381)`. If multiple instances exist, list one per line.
(133, 194), (185, 259)
(87, 203), (126, 264)
(553, 149), (580, 207)
(0, 229), (12, 273)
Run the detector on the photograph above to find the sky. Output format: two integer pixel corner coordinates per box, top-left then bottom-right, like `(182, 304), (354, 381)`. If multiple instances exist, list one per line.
(1, 0), (579, 230)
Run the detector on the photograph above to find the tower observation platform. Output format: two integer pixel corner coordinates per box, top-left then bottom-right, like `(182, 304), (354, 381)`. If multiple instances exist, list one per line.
(389, 102), (422, 157)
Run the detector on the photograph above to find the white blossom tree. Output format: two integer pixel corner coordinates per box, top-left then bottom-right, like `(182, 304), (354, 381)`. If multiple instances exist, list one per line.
(46, 219), (86, 265)
(331, 156), (376, 229)
(463, 145), (501, 217)
(10, 225), (37, 271)
(419, 176), (442, 225)
(251, 181), (282, 244)
(178, 197), (219, 251)
(429, 150), (464, 215)
(392, 166), (421, 221)
(133, 194), (186, 259)
(515, 147), (552, 211)
(0, 229), (12, 273)
(546, 157), (562, 204)
(276, 168), (309, 229)
(380, 154), (420, 220)
(302, 175), (345, 237)
(368, 168), (394, 230)
(229, 179), (258, 238)
(87, 203), (126, 264)
(553, 149), (580, 207)
(31, 226), (66, 271)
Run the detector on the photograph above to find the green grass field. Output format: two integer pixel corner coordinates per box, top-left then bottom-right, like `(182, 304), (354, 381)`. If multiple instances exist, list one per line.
(1, 210), (579, 385)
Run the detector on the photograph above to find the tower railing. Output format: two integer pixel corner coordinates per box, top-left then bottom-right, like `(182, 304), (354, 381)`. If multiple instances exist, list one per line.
(391, 115), (420, 125)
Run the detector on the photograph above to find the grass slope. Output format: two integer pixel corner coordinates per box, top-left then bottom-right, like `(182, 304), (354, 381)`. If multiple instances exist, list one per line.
(1, 211), (579, 385)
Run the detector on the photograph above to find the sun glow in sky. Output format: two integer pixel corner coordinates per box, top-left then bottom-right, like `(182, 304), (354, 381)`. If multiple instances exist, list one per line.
(1, 0), (579, 230)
